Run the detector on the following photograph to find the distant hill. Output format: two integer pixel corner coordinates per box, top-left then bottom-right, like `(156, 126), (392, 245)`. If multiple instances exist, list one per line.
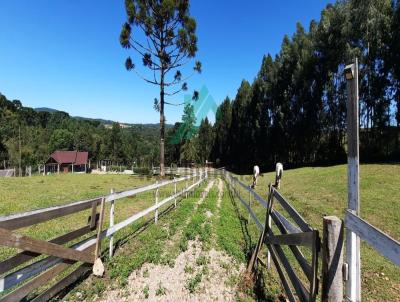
(34, 107), (173, 128)
(34, 107), (59, 113)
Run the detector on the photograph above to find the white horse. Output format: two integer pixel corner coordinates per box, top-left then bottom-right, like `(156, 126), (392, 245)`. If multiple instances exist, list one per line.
(251, 165), (260, 188)
(275, 163), (283, 189)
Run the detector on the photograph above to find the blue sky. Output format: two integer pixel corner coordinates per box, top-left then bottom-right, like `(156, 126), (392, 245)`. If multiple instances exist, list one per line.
(0, 0), (333, 124)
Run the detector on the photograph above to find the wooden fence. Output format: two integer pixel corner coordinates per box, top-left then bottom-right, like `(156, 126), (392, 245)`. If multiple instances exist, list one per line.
(223, 170), (321, 302)
(222, 169), (400, 302)
(0, 169), (207, 301)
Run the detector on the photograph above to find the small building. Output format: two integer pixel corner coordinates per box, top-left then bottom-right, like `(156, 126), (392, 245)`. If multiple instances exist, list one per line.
(45, 151), (88, 174)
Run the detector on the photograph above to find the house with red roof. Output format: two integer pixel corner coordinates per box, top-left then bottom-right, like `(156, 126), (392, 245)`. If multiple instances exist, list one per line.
(45, 151), (88, 174)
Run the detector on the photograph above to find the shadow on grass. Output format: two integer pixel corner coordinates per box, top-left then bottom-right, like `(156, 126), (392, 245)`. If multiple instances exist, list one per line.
(224, 179), (280, 302)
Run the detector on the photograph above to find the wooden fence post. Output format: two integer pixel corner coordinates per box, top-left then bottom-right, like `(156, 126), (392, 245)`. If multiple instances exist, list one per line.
(345, 58), (361, 302)
(109, 188), (115, 258)
(267, 184), (273, 269)
(185, 177), (188, 198)
(94, 198), (105, 260)
(322, 216), (344, 302)
(93, 198), (106, 277)
(248, 188), (252, 222)
(198, 169), (202, 187)
(155, 182), (159, 224)
(174, 177), (177, 208)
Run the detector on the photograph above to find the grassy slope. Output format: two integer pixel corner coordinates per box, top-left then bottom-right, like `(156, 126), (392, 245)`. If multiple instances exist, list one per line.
(1, 165), (399, 301)
(0, 173), (191, 299)
(236, 164), (400, 301)
(0, 174), (158, 260)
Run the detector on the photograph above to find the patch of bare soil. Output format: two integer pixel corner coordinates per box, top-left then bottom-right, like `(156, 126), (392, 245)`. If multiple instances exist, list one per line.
(98, 179), (244, 302)
(99, 239), (244, 302)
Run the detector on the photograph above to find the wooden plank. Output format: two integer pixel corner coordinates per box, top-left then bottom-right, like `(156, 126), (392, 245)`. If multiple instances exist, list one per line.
(0, 198), (101, 230)
(236, 193), (263, 231)
(90, 200), (98, 230)
(0, 175), (191, 231)
(0, 235), (97, 292)
(247, 187), (274, 275)
(0, 228), (94, 264)
(32, 263), (92, 302)
(0, 224), (92, 275)
(0, 179), (204, 292)
(234, 178), (269, 208)
(273, 210), (301, 234)
(345, 210), (400, 266)
(105, 179), (203, 237)
(266, 228), (310, 302)
(268, 244), (297, 302)
(94, 198), (106, 260)
(309, 230), (320, 302)
(272, 189), (312, 232)
(271, 210), (313, 281)
(0, 247), (94, 302)
(0, 260), (68, 302)
(265, 231), (315, 248)
(105, 175), (189, 202)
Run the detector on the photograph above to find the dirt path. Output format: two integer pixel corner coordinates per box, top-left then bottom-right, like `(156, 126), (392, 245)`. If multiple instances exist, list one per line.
(98, 178), (244, 302)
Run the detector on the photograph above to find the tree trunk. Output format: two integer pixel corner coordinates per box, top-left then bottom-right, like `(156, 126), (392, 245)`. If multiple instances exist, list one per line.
(160, 71), (165, 178)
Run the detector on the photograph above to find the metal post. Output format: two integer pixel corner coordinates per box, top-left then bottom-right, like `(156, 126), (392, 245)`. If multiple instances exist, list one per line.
(155, 182), (159, 223)
(109, 188), (115, 258)
(345, 58), (361, 302)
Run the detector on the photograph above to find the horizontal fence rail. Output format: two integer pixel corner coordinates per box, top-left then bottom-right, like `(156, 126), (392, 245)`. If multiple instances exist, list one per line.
(345, 210), (400, 266)
(0, 176), (190, 231)
(0, 168), (208, 302)
(222, 169), (320, 302)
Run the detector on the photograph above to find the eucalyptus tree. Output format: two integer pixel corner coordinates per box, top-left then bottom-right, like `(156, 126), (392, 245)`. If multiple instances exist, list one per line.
(120, 0), (201, 176)
(197, 117), (213, 163)
(212, 97), (232, 166)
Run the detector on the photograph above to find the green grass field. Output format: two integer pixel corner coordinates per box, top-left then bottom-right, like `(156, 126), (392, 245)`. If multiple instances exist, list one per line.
(235, 164), (400, 301)
(0, 165), (399, 301)
(0, 173), (191, 300)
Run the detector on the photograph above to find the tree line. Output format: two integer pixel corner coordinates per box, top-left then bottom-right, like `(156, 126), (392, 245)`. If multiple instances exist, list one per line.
(2, 0), (400, 173)
(202, 0), (400, 172)
(0, 93), (163, 169)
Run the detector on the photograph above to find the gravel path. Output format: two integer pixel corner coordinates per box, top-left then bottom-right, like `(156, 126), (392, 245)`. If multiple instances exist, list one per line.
(98, 178), (244, 302)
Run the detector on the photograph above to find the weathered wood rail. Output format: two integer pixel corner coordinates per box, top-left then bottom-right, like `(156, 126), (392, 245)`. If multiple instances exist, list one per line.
(0, 168), (207, 301)
(223, 169), (320, 302)
(222, 168), (400, 302)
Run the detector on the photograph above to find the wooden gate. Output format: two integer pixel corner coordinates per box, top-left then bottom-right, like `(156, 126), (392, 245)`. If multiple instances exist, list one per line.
(0, 197), (104, 302)
(225, 171), (321, 302)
